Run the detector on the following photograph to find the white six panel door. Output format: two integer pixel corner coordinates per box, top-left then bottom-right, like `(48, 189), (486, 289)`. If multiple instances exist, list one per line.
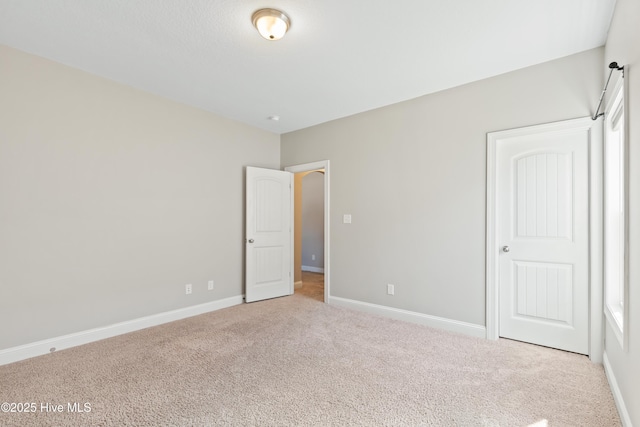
(245, 167), (293, 303)
(498, 125), (589, 354)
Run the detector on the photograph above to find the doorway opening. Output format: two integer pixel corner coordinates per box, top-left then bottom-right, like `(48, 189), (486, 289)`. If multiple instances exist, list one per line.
(285, 161), (330, 303)
(297, 171), (324, 301)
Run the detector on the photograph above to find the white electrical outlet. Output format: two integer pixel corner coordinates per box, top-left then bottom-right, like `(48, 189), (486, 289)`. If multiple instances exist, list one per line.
(312, 254), (316, 261)
(387, 284), (395, 295)
(208, 280), (214, 291)
(343, 214), (352, 224)
(185, 284), (192, 295)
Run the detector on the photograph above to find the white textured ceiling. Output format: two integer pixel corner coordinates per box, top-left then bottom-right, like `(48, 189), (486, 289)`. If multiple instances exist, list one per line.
(0, 0), (616, 134)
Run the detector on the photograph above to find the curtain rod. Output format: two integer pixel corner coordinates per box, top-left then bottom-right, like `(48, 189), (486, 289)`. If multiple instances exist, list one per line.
(592, 61), (624, 120)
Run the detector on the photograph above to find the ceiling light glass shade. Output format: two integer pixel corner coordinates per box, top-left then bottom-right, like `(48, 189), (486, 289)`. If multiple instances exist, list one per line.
(252, 9), (290, 40)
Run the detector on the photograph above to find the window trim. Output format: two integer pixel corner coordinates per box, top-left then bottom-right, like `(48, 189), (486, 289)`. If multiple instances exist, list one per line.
(603, 71), (629, 350)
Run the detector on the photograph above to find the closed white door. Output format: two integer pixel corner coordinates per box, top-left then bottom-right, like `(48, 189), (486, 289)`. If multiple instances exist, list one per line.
(245, 167), (293, 303)
(497, 121), (590, 354)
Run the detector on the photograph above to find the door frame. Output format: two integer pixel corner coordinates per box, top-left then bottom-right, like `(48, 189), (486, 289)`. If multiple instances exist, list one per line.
(486, 117), (603, 362)
(285, 160), (330, 303)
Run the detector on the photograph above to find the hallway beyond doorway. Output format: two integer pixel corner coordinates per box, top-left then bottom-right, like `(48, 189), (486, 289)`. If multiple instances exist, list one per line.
(298, 272), (324, 302)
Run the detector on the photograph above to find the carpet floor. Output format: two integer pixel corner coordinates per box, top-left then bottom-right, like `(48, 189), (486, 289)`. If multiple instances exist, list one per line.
(0, 278), (620, 426)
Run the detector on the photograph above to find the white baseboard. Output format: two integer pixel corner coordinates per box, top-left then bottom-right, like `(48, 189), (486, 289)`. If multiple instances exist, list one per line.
(302, 266), (324, 273)
(0, 295), (244, 367)
(603, 352), (633, 427)
(328, 296), (486, 339)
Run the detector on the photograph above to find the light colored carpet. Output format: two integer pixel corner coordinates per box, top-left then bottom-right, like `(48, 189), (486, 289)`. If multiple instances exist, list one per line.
(0, 289), (620, 426)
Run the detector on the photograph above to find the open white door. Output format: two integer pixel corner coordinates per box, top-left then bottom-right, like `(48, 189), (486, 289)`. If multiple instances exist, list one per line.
(245, 167), (293, 303)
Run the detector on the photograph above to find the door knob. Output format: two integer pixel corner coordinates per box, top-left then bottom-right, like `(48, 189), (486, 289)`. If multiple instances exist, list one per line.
(248, 239), (255, 243)
(502, 246), (510, 253)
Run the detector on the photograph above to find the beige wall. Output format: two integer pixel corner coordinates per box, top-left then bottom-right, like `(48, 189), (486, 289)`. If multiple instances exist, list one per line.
(293, 172), (305, 284)
(293, 170), (325, 283)
(603, 0), (640, 423)
(302, 171), (324, 269)
(282, 47), (604, 326)
(0, 45), (280, 350)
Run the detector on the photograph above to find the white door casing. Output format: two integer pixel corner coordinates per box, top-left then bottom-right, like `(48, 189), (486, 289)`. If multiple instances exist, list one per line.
(245, 167), (293, 303)
(486, 117), (603, 359)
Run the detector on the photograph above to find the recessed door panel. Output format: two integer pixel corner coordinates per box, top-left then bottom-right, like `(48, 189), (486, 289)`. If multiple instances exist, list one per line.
(512, 261), (572, 325)
(256, 179), (283, 233)
(255, 246), (284, 285)
(515, 153), (572, 240)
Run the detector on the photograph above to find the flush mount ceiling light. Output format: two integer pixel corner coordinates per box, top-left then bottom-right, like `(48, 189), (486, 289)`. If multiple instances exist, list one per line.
(251, 8), (290, 41)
